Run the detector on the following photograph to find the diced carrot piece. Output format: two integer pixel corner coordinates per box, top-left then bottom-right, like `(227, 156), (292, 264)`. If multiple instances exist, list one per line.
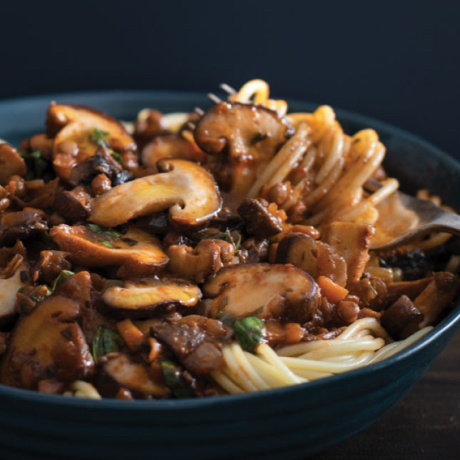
(284, 323), (304, 344)
(317, 275), (349, 304)
(116, 319), (144, 351)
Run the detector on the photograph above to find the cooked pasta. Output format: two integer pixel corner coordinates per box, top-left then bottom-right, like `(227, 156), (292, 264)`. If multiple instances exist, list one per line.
(0, 79), (457, 400)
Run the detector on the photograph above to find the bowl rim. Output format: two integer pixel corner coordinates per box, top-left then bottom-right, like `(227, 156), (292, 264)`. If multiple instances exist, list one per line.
(0, 89), (460, 410)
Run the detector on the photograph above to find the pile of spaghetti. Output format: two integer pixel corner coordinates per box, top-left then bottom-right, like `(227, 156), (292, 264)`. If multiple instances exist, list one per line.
(0, 79), (458, 399)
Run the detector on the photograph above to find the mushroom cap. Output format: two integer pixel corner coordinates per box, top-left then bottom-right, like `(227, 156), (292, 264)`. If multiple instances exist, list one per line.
(0, 296), (94, 389)
(48, 104), (135, 180)
(97, 353), (169, 398)
(49, 225), (168, 277)
(194, 102), (294, 193)
(89, 159), (222, 229)
(102, 279), (202, 319)
(203, 263), (321, 323)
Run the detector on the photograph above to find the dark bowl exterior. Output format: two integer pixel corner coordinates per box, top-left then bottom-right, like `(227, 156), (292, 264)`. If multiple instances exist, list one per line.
(0, 91), (459, 460)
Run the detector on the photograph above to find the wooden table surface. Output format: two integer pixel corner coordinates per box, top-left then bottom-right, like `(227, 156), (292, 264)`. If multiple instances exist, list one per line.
(314, 329), (460, 459)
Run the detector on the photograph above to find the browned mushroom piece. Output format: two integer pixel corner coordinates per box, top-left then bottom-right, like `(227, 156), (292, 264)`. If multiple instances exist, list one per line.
(49, 225), (168, 278)
(89, 159), (222, 230)
(275, 233), (318, 278)
(32, 250), (71, 284)
(101, 279), (202, 319)
(0, 143), (26, 186)
(238, 198), (284, 238)
(54, 186), (92, 223)
(194, 101), (294, 193)
(149, 315), (231, 375)
(68, 146), (126, 187)
(133, 109), (166, 147)
(141, 134), (207, 172)
(0, 296), (94, 389)
(381, 295), (424, 340)
(203, 263), (321, 323)
(47, 104), (135, 181)
(166, 239), (235, 283)
(322, 222), (375, 286)
(97, 353), (169, 398)
(386, 277), (433, 304)
(0, 207), (48, 246)
(414, 272), (459, 327)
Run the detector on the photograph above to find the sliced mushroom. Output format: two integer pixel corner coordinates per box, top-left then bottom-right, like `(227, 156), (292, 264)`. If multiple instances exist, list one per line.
(195, 102), (294, 193)
(381, 295), (424, 340)
(0, 262), (28, 325)
(68, 147), (126, 187)
(414, 272), (459, 327)
(49, 225), (168, 278)
(238, 198), (283, 238)
(47, 104), (135, 180)
(0, 143), (26, 185)
(54, 186), (92, 223)
(89, 159), (222, 229)
(322, 222), (375, 286)
(203, 263), (321, 323)
(142, 134), (206, 172)
(102, 279), (201, 319)
(97, 353), (169, 398)
(0, 207), (48, 246)
(386, 277), (433, 304)
(0, 296), (94, 389)
(275, 233), (318, 278)
(167, 239), (235, 283)
(150, 315), (230, 375)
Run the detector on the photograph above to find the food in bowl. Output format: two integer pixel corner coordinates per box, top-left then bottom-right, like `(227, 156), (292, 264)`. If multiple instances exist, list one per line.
(0, 79), (458, 399)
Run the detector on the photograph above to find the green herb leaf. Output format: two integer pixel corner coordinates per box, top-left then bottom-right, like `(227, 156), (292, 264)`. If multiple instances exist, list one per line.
(216, 311), (235, 327)
(161, 360), (194, 398)
(110, 151), (123, 164)
(87, 223), (120, 239)
(92, 326), (124, 363)
(91, 128), (109, 147)
(100, 240), (115, 248)
(234, 316), (266, 352)
(20, 301), (29, 314)
(48, 270), (75, 295)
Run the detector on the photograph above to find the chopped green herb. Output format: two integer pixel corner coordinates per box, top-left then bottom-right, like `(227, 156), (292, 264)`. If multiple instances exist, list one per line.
(234, 316), (266, 352)
(87, 224), (120, 239)
(234, 233), (242, 252)
(22, 149), (50, 180)
(161, 360), (193, 398)
(49, 270), (75, 295)
(91, 128), (109, 147)
(92, 326), (124, 363)
(216, 311), (235, 327)
(18, 286), (28, 294)
(110, 151), (123, 164)
(100, 240), (115, 249)
(20, 301), (29, 314)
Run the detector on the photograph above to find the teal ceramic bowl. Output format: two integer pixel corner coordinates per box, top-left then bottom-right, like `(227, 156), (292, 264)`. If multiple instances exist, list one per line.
(0, 91), (459, 460)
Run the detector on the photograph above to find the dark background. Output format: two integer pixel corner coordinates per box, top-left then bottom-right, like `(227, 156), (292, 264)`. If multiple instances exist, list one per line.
(0, 1), (459, 157)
